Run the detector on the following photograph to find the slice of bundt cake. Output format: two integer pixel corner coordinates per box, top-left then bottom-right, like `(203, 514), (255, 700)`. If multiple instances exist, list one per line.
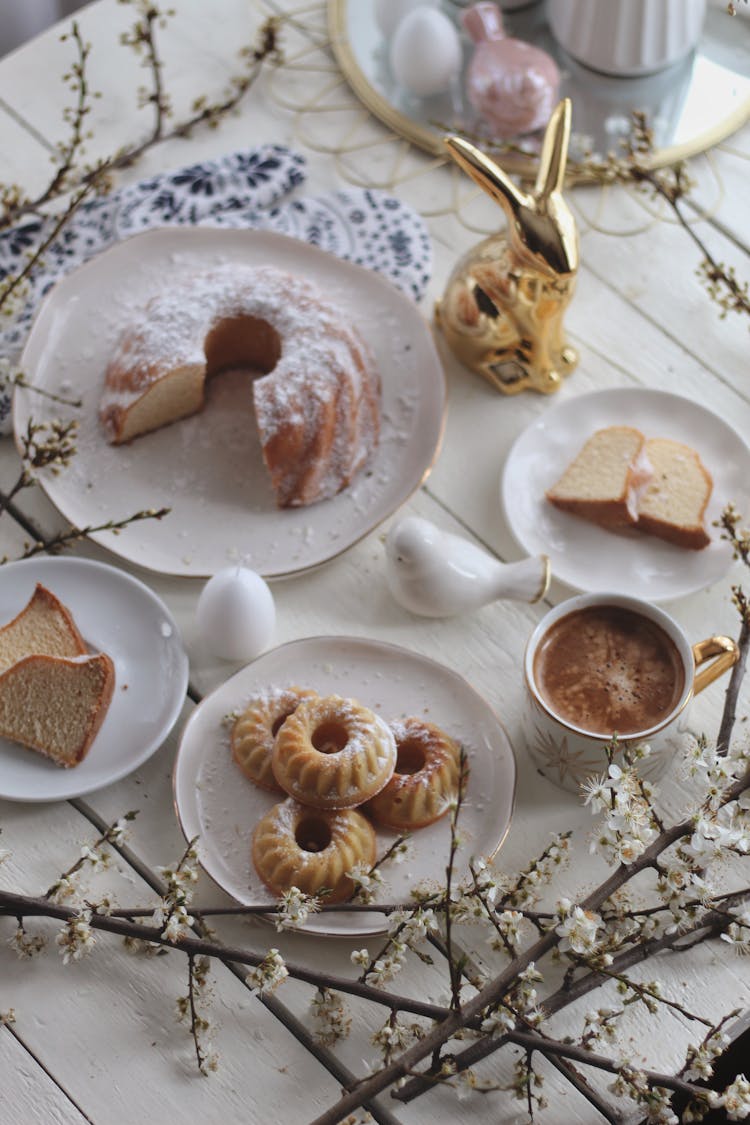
(545, 426), (652, 530)
(0, 582), (115, 767)
(0, 652), (115, 767)
(0, 582), (87, 672)
(636, 437), (712, 550)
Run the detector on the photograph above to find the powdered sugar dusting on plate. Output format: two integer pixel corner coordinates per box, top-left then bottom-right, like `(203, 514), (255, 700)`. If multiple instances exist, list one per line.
(16, 229), (445, 577)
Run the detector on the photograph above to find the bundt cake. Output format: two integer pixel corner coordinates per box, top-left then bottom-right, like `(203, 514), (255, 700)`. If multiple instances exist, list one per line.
(99, 264), (381, 508)
(367, 717), (462, 830)
(271, 693), (397, 810)
(231, 685), (318, 792)
(252, 797), (377, 903)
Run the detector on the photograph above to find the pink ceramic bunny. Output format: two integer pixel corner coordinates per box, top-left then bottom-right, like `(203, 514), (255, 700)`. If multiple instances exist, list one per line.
(463, 2), (560, 137)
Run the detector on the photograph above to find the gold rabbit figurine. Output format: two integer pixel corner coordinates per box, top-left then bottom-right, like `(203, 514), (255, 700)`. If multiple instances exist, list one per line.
(436, 98), (579, 395)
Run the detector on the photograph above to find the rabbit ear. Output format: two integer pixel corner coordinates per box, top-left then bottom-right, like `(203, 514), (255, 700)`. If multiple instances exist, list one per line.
(444, 135), (528, 221)
(534, 99), (572, 200)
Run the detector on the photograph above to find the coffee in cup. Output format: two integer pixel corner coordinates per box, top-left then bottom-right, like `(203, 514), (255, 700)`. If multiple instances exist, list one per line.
(523, 593), (738, 793)
(532, 604), (685, 737)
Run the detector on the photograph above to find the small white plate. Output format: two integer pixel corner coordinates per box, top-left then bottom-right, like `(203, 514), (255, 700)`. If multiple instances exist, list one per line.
(500, 388), (750, 602)
(173, 636), (516, 937)
(0, 557), (188, 802)
(15, 227), (446, 578)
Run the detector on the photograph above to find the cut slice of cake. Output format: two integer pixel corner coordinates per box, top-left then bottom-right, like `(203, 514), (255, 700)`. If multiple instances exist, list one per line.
(0, 582), (115, 767)
(0, 652), (115, 767)
(636, 437), (712, 550)
(0, 583), (87, 674)
(546, 426), (652, 530)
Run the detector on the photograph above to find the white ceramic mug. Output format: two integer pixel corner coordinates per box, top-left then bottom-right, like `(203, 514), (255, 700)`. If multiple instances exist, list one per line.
(523, 592), (738, 794)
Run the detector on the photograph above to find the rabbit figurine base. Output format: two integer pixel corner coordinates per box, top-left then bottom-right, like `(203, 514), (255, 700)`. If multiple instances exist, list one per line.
(436, 98), (579, 395)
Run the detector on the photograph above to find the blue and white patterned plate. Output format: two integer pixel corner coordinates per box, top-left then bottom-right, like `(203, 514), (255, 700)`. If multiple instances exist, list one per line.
(0, 145), (432, 431)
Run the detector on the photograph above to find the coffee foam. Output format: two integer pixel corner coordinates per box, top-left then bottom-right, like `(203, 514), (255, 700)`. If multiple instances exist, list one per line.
(533, 606), (685, 736)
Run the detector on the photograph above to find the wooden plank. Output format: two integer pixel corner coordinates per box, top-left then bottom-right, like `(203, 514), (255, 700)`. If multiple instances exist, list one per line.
(0, 793), (348, 1123)
(0, 0), (294, 186)
(0, 1027), (90, 1125)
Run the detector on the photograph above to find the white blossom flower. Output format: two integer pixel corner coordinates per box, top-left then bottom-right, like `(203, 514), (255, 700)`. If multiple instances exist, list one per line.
(275, 886), (320, 931)
(555, 903), (603, 956)
(245, 949), (288, 995)
(49, 874), (82, 905)
(108, 819), (130, 848)
(721, 910), (750, 955)
(496, 909), (525, 950)
(720, 1074), (750, 1121)
(310, 989), (351, 1046)
(581, 773), (611, 810)
(365, 942), (407, 985)
(684, 1028), (730, 1081)
(9, 927), (46, 959)
(80, 843), (105, 869)
(56, 911), (95, 964)
(387, 906), (437, 945)
(371, 1017), (414, 1054)
(348, 863), (384, 904)
(480, 1004), (515, 1036)
(161, 905), (193, 942)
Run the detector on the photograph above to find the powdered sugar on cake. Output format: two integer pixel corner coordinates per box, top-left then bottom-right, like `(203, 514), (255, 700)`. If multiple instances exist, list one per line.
(100, 264), (380, 508)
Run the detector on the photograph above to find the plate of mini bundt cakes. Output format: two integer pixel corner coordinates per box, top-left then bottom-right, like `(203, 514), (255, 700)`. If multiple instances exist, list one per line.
(173, 636), (516, 937)
(15, 227), (447, 578)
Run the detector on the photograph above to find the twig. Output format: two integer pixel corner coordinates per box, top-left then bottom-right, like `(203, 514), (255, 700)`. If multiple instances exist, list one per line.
(445, 749), (469, 1010)
(15, 507), (171, 560)
(0, 888), (448, 1021)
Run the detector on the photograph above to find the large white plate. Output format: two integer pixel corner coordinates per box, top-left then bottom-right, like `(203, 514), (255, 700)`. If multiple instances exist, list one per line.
(15, 227), (446, 578)
(173, 636), (516, 937)
(500, 388), (750, 602)
(0, 557), (188, 802)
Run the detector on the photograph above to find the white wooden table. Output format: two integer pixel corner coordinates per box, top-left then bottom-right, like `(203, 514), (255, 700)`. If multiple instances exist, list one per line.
(1, 2), (749, 1123)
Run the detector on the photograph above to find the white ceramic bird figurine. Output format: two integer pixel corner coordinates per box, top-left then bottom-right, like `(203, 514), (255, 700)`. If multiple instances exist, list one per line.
(385, 516), (550, 618)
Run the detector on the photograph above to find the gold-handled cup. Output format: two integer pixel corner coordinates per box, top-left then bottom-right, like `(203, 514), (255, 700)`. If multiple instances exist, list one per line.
(522, 592), (739, 794)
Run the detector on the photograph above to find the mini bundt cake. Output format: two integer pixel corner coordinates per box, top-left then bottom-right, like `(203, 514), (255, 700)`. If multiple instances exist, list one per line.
(99, 264), (381, 508)
(252, 798), (377, 903)
(271, 693), (397, 810)
(231, 685), (318, 792)
(367, 717), (462, 830)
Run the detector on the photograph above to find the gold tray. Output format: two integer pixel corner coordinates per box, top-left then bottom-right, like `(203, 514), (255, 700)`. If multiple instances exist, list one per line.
(329, 0), (750, 180)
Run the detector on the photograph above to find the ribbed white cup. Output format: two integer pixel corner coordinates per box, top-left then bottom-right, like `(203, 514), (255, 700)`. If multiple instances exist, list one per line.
(546, 0), (707, 76)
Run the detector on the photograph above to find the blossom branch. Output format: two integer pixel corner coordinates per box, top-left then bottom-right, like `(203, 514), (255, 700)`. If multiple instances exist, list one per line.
(12, 508), (171, 561)
(0, 8), (282, 232)
(0, 888), (448, 1022)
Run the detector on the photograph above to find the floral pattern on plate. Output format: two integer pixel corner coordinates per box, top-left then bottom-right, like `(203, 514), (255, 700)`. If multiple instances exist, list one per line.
(0, 145), (432, 431)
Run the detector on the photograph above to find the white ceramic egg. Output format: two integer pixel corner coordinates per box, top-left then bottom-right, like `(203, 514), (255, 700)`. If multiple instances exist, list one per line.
(390, 7), (462, 98)
(374, 0), (439, 40)
(196, 566), (276, 663)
